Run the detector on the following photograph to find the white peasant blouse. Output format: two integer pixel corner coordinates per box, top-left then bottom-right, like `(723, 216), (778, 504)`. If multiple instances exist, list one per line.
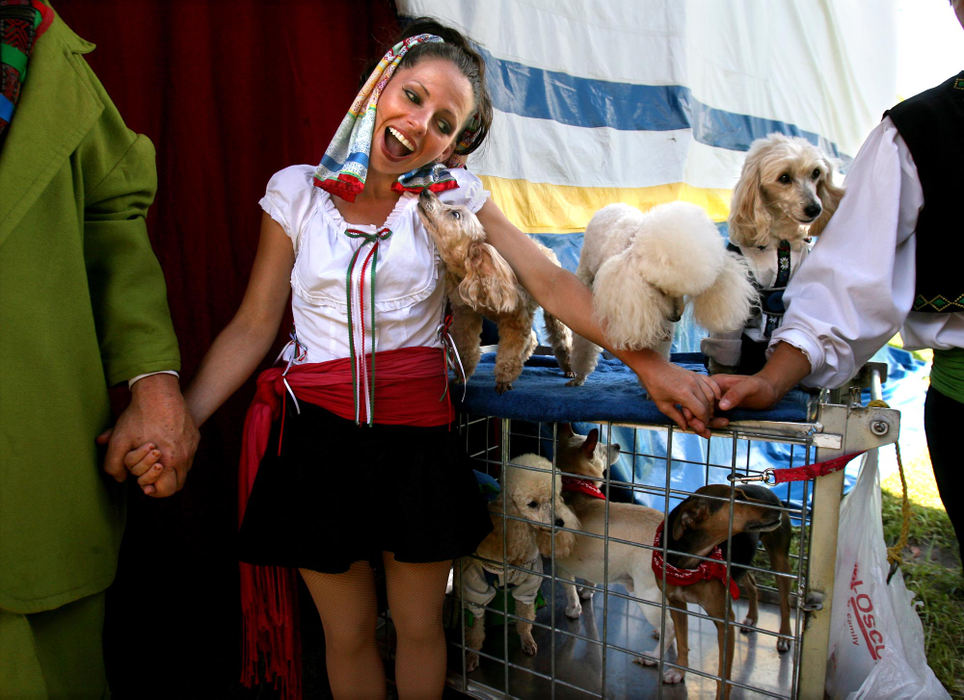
(259, 165), (489, 366)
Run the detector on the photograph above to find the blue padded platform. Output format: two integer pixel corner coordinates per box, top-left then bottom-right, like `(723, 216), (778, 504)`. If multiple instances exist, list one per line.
(456, 351), (810, 425)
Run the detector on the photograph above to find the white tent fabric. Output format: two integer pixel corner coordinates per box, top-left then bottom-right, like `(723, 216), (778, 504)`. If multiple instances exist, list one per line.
(397, 0), (897, 232)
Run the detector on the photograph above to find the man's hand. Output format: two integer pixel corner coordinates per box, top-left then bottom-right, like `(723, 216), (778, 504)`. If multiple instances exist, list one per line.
(714, 373), (783, 411)
(98, 373), (200, 497)
(714, 342), (813, 412)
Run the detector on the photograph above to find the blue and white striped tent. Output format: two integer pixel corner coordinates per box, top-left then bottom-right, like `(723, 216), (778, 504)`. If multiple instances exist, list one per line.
(397, 0), (925, 502)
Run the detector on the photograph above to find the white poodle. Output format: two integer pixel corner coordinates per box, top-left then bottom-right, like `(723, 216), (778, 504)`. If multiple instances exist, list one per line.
(568, 201), (756, 386)
(702, 133), (844, 374)
(455, 454), (579, 671)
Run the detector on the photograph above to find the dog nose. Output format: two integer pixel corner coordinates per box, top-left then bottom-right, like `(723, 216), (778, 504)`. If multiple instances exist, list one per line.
(554, 517), (565, 527)
(804, 202), (821, 219)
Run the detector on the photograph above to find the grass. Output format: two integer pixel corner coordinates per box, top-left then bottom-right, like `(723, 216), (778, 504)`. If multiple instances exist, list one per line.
(880, 445), (963, 698)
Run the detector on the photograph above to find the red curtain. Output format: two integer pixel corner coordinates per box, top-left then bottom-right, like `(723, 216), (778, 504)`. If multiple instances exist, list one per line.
(53, 1), (399, 695)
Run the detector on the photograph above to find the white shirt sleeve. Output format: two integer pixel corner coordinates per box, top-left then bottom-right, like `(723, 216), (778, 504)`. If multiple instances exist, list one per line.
(769, 118), (923, 389)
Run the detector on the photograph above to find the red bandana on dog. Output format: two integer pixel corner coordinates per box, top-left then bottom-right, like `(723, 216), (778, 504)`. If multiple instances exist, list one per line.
(651, 521), (740, 600)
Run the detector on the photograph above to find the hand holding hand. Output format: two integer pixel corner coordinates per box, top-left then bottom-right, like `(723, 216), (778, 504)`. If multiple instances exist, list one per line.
(714, 342), (812, 413)
(628, 352), (728, 437)
(99, 374), (200, 497)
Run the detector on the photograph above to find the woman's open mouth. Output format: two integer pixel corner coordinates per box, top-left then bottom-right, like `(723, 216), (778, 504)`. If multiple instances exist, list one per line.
(384, 127), (415, 159)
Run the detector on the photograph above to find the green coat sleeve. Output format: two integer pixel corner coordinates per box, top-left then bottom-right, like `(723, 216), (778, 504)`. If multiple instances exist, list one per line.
(78, 66), (180, 385)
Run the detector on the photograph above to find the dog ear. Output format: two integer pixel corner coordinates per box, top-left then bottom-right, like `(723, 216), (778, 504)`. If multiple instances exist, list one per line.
(475, 513), (503, 562)
(593, 252), (671, 350)
(691, 252), (757, 333)
(583, 428), (599, 457)
(732, 487), (750, 503)
(808, 164), (844, 237)
(504, 517), (536, 564)
(728, 152), (772, 248)
(559, 422), (575, 438)
(672, 499), (709, 541)
(552, 530), (577, 558)
(458, 241), (522, 313)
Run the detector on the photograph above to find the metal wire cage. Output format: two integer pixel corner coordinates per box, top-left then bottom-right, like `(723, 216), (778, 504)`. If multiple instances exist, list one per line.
(443, 393), (899, 699)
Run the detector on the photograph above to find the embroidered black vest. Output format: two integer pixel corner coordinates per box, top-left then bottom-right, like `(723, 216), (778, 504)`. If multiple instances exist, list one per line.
(885, 71), (964, 313)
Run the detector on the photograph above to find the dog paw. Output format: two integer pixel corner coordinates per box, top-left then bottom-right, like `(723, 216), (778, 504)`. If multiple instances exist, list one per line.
(465, 652), (480, 672)
(633, 653), (658, 667)
(578, 586), (593, 600)
(662, 668), (685, 684)
(565, 376), (586, 387)
(564, 603), (582, 619)
(740, 615), (757, 634)
(777, 637), (791, 653)
(520, 637), (538, 656)
(495, 381), (513, 394)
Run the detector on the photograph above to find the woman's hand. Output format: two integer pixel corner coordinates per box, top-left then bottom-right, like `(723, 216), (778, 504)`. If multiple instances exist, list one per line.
(624, 350), (727, 437)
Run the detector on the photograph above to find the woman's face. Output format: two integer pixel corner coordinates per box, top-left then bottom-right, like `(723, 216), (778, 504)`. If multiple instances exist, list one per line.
(371, 57), (474, 179)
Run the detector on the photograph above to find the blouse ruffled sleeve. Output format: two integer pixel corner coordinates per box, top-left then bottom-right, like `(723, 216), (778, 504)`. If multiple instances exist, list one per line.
(258, 165), (317, 250)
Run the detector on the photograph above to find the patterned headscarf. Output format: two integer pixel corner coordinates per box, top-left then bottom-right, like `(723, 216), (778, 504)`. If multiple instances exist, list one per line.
(313, 33), (474, 203)
(0, 0), (53, 144)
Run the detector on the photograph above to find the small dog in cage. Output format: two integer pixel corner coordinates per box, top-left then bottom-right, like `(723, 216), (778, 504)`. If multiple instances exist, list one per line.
(416, 189), (573, 393)
(551, 424), (674, 654)
(455, 454), (580, 672)
(554, 423), (626, 617)
(566, 201), (755, 385)
(702, 133), (843, 374)
(655, 484), (791, 698)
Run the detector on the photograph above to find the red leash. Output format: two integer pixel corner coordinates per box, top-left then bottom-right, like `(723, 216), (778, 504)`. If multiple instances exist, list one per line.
(730, 451), (866, 485)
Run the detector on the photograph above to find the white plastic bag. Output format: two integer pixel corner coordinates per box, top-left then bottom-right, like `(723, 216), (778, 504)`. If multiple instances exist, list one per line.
(825, 449), (949, 699)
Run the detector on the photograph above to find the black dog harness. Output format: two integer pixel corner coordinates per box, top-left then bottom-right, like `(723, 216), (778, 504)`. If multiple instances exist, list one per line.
(728, 239), (794, 340)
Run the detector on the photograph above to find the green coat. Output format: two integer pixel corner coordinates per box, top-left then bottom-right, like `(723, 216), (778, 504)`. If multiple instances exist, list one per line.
(0, 9), (180, 613)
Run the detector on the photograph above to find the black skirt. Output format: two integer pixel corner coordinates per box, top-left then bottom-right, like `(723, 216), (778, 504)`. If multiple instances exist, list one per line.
(238, 397), (493, 573)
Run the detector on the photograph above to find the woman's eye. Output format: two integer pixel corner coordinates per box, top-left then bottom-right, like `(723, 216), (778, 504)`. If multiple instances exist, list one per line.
(437, 119), (452, 135)
(778, 173), (791, 184)
(405, 89), (420, 104)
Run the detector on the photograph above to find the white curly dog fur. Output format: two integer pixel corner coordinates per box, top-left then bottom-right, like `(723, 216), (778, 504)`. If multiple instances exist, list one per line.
(702, 133), (844, 374)
(568, 201), (756, 386)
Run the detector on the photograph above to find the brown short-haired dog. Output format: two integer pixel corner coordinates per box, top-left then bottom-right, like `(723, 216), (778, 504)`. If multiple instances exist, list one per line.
(657, 484), (792, 699)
